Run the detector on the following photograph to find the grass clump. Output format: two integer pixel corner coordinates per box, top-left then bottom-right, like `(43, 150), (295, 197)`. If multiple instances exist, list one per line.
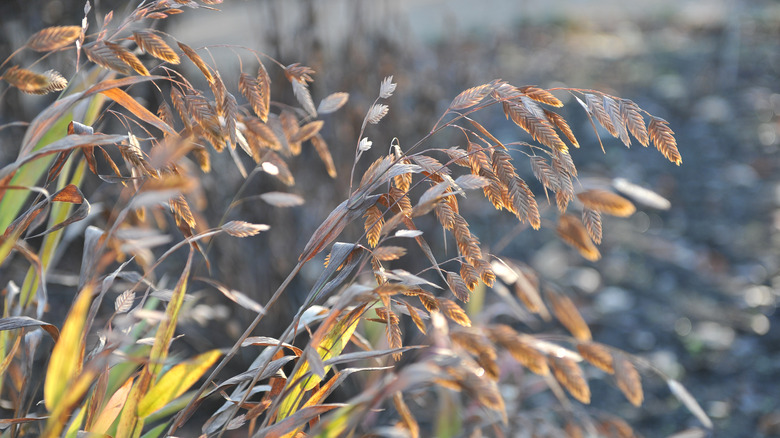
(0, 1), (711, 437)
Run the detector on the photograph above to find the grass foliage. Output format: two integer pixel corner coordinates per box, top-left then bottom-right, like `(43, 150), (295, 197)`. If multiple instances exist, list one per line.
(0, 1), (711, 437)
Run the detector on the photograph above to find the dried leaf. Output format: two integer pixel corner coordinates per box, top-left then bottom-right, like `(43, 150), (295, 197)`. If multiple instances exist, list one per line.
(446, 270), (470, 303)
(290, 120), (323, 144)
(105, 41), (149, 76)
(489, 325), (549, 375)
(292, 79), (317, 117)
(317, 92), (349, 114)
(520, 85), (564, 107)
(114, 290), (135, 313)
(402, 301), (427, 334)
(544, 109), (579, 148)
(310, 134), (337, 178)
(577, 342), (615, 374)
(379, 75), (396, 99)
(548, 354), (591, 403)
(530, 155), (560, 192)
(585, 93), (618, 137)
(178, 42), (213, 83)
(546, 288), (591, 341)
(577, 189), (635, 217)
(668, 380), (713, 428)
(612, 178), (671, 210)
(620, 99), (650, 146)
(437, 298), (471, 327)
(222, 221), (270, 237)
(363, 205), (384, 248)
(85, 42), (131, 74)
(581, 208), (602, 244)
(132, 30), (180, 64)
(259, 191), (304, 207)
(26, 25), (81, 51)
(450, 82), (496, 110)
(2, 66), (66, 95)
(649, 116), (682, 165)
(240, 73), (269, 122)
(373, 246), (407, 261)
(615, 356), (643, 406)
(504, 100), (567, 152)
(366, 103), (389, 125)
(557, 214), (600, 261)
(604, 95), (631, 146)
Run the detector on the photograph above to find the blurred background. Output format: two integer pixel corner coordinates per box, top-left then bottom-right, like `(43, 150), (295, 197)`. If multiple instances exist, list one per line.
(2, 0), (780, 436)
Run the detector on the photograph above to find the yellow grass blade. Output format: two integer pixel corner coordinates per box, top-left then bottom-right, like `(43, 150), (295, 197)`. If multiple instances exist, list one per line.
(137, 349), (222, 417)
(44, 284), (93, 411)
(277, 306), (364, 420)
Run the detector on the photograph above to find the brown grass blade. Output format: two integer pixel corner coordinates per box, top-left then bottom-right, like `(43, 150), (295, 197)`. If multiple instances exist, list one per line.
(548, 355), (591, 404)
(177, 42), (213, 83)
(0, 316), (59, 341)
(614, 356), (643, 407)
(545, 288), (592, 341)
(649, 116), (682, 165)
(576, 341), (614, 374)
(581, 208), (603, 244)
(393, 392), (420, 438)
(101, 87), (177, 136)
(26, 25), (80, 51)
(557, 214), (600, 261)
(577, 189), (636, 217)
(132, 31), (180, 64)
